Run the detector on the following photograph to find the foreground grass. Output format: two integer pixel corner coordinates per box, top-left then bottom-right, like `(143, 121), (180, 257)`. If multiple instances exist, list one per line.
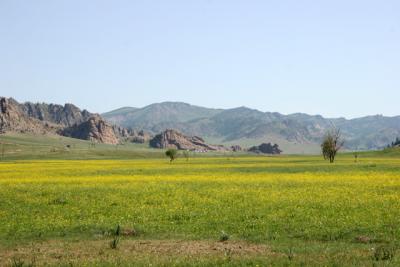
(0, 156), (399, 266)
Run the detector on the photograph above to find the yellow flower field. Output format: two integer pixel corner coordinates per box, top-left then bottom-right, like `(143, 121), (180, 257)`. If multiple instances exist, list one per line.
(0, 156), (399, 266)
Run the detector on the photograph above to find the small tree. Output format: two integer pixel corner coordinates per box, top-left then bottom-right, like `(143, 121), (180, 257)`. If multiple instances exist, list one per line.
(0, 141), (4, 161)
(182, 150), (190, 161)
(321, 128), (344, 163)
(354, 151), (358, 163)
(0, 133), (4, 161)
(353, 147), (359, 163)
(165, 148), (178, 163)
(391, 137), (400, 147)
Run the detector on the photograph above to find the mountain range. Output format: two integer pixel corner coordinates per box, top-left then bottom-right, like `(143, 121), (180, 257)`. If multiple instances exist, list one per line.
(1, 97), (398, 154)
(103, 102), (400, 153)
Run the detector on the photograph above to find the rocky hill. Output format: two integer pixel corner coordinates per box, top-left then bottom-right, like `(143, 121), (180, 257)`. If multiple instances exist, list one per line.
(3, 97), (399, 152)
(62, 117), (119, 144)
(249, 143), (282, 155)
(21, 101), (94, 127)
(149, 129), (229, 152)
(0, 97), (61, 134)
(0, 97), (148, 145)
(104, 102), (400, 151)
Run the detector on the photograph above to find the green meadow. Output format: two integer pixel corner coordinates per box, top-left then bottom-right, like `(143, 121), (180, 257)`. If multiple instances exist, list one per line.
(0, 134), (399, 266)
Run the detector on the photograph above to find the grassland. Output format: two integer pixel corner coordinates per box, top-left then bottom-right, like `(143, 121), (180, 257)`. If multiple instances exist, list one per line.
(0, 134), (400, 266)
(0, 133), (166, 160)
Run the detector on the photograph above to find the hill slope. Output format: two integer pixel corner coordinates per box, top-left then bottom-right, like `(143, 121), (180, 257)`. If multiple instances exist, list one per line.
(103, 102), (400, 152)
(0, 97), (141, 145)
(103, 102), (222, 133)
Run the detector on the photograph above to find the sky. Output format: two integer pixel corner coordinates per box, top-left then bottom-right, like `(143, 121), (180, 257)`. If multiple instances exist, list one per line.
(0, 0), (399, 118)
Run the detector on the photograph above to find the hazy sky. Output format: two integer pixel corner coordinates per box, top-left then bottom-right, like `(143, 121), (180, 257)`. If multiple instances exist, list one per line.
(0, 0), (399, 118)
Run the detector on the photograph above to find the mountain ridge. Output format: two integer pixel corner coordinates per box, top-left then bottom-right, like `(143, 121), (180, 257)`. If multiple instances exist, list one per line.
(2, 97), (398, 153)
(103, 102), (400, 152)
(0, 97), (150, 145)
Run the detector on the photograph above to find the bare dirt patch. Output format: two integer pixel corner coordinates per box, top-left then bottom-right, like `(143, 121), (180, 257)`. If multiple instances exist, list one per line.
(0, 239), (272, 265)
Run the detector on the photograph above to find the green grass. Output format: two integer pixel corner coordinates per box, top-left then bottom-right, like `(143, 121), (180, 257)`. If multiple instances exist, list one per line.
(205, 135), (322, 155)
(0, 133), (165, 160)
(0, 134), (399, 266)
(0, 133), (251, 160)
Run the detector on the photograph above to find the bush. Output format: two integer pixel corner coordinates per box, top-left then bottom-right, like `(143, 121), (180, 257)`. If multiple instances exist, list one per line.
(109, 236), (120, 249)
(219, 231), (229, 242)
(165, 149), (178, 163)
(183, 150), (190, 161)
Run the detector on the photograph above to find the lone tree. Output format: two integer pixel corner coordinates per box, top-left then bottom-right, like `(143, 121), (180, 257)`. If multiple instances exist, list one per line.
(0, 134), (4, 161)
(165, 148), (178, 163)
(182, 150), (190, 161)
(0, 141), (4, 161)
(321, 128), (344, 163)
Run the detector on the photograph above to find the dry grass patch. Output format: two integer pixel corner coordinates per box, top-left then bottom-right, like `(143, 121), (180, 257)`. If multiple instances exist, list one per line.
(0, 239), (272, 266)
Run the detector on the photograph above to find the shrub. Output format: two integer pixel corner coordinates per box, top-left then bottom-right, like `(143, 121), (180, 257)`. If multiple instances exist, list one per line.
(109, 236), (120, 249)
(219, 231), (229, 242)
(165, 149), (178, 163)
(183, 150), (190, 161)
(115, 224), (121, 236)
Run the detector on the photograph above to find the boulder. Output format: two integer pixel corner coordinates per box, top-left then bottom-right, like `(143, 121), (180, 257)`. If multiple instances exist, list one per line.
(113, 127), (152, 144)
(248, 143), (282, 154)
(62, 117), (119, 144)
(231, 145), (242, 152)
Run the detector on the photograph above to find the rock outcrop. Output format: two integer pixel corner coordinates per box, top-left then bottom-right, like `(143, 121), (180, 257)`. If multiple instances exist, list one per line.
(113, 127), (152, 144)
(21, 102), (94, 127)
(248, 143), (282, 154)
(129, 130), (152, 144)
(230, 145), (242, 152)
(0, 97), (140, 145)
(62, 117), (119, 144)
(149, 129), (228, 151)
(0, 97), (61, 134)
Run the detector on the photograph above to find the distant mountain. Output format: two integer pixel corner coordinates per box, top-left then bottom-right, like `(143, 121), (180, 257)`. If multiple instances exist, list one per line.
(2, 97), (398, 153)
(103, 102), (400, 152)
(103, 102), (222, 132)
(101, 107), (138, 125)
